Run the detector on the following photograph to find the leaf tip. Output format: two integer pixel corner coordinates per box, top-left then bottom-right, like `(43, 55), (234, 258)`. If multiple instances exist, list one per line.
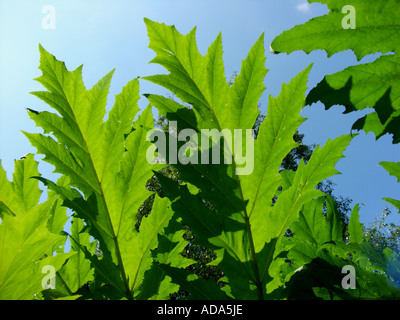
(38, 43), (47, 53)
(269, 43), (280, 55)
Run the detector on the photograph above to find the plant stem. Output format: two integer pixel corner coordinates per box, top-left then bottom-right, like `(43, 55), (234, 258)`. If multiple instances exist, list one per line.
(244, 214), (264, 300)
(228, 134), (264, 300)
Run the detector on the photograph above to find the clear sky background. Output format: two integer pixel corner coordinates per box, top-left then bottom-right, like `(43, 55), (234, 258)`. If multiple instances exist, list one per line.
(0, 0), (399, 227)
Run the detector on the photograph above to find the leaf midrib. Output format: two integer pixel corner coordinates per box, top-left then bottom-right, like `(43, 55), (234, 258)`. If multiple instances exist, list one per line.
(43, 53), (131, 296)
(148, 25), (268, 298)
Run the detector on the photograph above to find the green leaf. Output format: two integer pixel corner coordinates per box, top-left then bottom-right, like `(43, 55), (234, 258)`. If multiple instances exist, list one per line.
(136, 217), (195, 300)
(124, 196), (174, 295)
(45, 175), (70, 239)
(380, 161), (400, 183)
(267, 195), (348, 294)
(271, 1), (400, 144)
(245, 65), (311, 252)
(271, 0), (400, 61)
(306, 55), (400, 144)
(144, 18), (353, 299)
(380, 161), (400, 209)
(0, 201), (73, 300)
(57, 217), (96, 295)
(348, 204), (364, 244)
(261, 134), (352, 255)
(25, 45), (172, 299)
(224, 33), (266, 132)
(291, 196), (344, 247)
(0, 154), (41, 217)
(383, 198), (400, 211)
(0, 156), (72, 299)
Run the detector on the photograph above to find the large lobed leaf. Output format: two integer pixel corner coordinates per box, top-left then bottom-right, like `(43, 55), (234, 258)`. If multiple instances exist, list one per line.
(0, 155), (72, 299)
(307, 54), (400, 144)
(271, 0), (400, 61)
(143, 19), (353, 299)
(25, 46), (175, 299)
(271, 0), (400, 144)
(271, 7), (400, 296)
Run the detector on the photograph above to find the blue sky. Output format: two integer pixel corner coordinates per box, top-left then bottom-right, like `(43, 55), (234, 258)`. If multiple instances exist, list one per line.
(0, 0), (399, 227)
